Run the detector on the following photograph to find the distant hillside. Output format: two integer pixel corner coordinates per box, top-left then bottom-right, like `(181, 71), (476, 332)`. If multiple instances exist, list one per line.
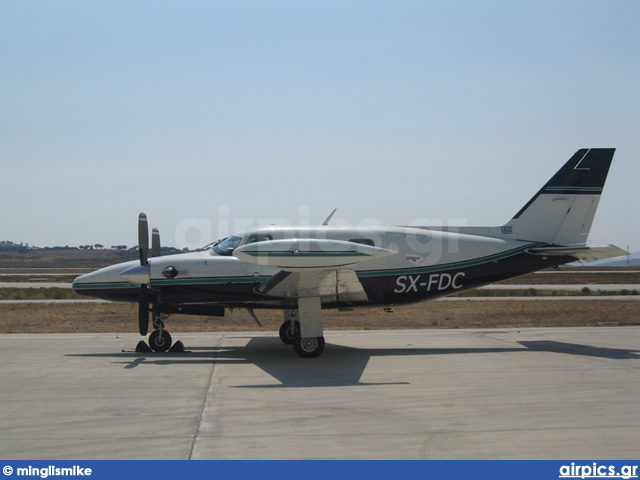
(0, 242), (186, 268)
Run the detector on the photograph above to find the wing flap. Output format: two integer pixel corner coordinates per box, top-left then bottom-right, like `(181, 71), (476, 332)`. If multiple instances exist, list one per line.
(255, 268), (368, 303)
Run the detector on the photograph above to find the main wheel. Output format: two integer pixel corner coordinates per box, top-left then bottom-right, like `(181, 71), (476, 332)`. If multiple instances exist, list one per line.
(293, 335), (325, 358)
(279, 320), (300, 345)
(149, 329), (172, 352)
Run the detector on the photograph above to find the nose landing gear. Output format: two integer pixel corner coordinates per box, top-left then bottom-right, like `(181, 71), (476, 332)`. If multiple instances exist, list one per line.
(149, 329), (172, 352)
(147, 313), (172, 352)
(136, 312), (182, 353)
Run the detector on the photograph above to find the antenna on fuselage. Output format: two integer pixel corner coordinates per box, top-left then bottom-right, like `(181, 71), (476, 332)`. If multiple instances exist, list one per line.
(322, 208), (337, 226)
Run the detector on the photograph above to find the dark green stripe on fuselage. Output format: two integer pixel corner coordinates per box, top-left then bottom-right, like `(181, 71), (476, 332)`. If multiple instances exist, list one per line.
(71, 244), (573, 310)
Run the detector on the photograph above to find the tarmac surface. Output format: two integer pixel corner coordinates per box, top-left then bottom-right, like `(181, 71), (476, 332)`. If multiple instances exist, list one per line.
(0, 328), (638, 460)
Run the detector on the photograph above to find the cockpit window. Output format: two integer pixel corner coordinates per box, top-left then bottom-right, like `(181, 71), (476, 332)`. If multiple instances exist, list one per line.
(244, 234), (273, 245)
(212, 235), (242, 256)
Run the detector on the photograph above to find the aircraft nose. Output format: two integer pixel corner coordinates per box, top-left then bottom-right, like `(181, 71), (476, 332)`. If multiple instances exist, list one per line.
(72, 260), (142, 296)
(72, 272), (93, 295)
(72, 275), (83, 287)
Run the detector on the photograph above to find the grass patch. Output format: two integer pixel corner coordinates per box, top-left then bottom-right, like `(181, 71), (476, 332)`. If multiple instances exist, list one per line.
(0, 288), (81, 300)
(0, 275), (78, 283)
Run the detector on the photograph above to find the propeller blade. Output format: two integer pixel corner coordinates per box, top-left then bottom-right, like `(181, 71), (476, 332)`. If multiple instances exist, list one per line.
(138, 213), (149, 265)
(151, 228), (161, 258)
(138, 213), (150, 336)
(139, 284), (149, 336)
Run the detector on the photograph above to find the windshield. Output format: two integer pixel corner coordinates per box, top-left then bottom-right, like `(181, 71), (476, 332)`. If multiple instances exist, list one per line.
(212, 235), (242, 256)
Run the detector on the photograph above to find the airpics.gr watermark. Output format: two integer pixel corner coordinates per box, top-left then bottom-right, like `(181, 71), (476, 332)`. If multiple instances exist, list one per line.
(3, 465), (92, 478)
(559, 462), (638, 479)
(173, 204), (469, 251)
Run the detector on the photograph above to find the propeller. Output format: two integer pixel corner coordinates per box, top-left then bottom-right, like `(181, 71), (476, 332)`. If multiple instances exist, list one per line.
(151, 228), (161, 258)
(138, 213), (150, 336)
(122, 213), (162, 336)
(138, 213), (149, 266)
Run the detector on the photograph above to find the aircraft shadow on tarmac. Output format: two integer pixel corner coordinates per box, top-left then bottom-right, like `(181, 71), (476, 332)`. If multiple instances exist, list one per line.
(65, 337), (640, 389)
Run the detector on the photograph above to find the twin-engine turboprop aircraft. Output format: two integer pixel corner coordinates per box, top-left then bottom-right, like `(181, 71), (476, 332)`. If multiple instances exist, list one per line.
(73, 148), (625, 357)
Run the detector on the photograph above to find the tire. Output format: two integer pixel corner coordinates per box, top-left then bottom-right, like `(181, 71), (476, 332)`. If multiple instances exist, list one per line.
(278, 320), (300, 345)
(293, 335), (325, 358)
(149, 329), (172, 352)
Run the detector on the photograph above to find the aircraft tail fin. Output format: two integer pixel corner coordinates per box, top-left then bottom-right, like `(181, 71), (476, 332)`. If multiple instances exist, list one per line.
(503, 148), (615, 246)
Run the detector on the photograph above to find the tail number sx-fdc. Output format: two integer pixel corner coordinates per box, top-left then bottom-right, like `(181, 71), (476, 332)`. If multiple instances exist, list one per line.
(394, 272), (465, 294)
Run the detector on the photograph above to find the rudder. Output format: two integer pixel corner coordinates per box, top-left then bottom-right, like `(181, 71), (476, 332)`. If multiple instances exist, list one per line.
(504, 148), (615, 246)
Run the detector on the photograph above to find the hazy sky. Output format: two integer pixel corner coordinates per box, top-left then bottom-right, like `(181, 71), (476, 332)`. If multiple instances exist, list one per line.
(2, 1), (639, 252)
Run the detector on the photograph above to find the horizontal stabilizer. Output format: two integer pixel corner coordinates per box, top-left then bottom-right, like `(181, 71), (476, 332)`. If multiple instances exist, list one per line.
(525, 244), (628, 263)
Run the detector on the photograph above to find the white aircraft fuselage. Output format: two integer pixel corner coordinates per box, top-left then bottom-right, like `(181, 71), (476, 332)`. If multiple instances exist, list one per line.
(74, 226), (552, 309)
(73, 148), (624, 357)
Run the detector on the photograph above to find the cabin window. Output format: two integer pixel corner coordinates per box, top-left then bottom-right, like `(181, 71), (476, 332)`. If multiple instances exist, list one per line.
(349, 238), (374, 247)
(244, 234), (273, 245)
(212, 235), (242, 256)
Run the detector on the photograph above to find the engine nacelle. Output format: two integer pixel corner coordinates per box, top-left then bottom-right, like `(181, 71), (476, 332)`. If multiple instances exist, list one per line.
(233, 239), (396, 269)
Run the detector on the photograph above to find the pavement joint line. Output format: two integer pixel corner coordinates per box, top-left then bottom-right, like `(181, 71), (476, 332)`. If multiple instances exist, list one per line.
(187, 334), (221, 460)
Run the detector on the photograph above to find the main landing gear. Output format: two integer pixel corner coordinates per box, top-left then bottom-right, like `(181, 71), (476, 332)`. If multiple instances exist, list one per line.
(279, 309), (325, 358)
(278, 317), (299, 345)
(293, 335), (325, 358)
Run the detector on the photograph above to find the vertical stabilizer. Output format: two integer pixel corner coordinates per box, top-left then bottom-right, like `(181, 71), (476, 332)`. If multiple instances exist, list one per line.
(504, 148), (615, 246)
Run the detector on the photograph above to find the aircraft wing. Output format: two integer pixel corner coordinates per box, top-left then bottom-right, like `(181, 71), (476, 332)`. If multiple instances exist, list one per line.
(234, 239), (396, 304)
(525, 244), (628, 264)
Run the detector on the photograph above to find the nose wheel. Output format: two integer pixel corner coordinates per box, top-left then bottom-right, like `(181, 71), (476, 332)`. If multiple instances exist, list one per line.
(149, 329), (172, 352)
(147, 313), (172, 352)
